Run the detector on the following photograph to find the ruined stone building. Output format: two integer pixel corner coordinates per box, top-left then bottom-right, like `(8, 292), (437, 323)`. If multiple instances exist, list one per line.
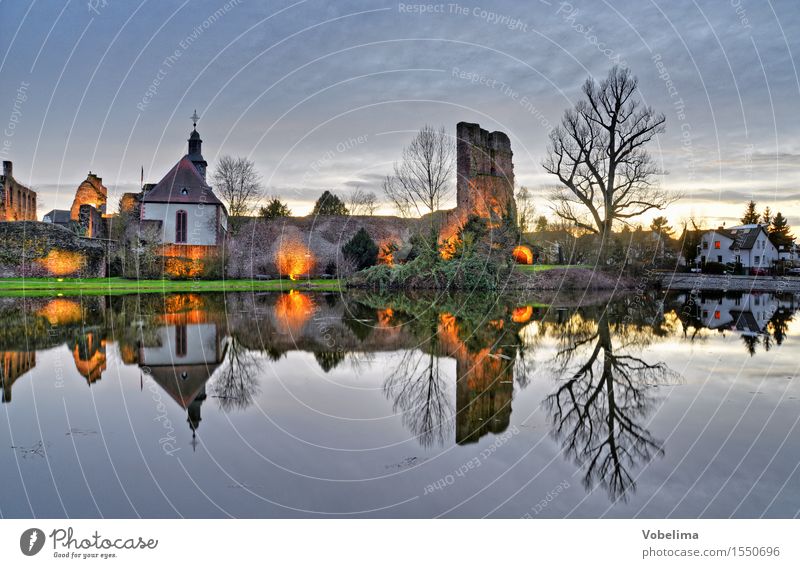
(42, 172), (109, 238)
(0, 161), (37, 221)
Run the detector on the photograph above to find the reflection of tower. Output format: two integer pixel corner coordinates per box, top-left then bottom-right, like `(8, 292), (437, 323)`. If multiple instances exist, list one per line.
(437, 313), (514, 445)
(187, 386), (207, 451)
(0, 351), (36, 403)
(140, 316), (225, 442)
(455, 353), (514, 445)
(72, 332), (107, 385)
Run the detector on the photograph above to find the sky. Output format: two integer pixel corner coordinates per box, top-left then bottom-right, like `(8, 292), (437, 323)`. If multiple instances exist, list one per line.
(1, 0), (799, 227)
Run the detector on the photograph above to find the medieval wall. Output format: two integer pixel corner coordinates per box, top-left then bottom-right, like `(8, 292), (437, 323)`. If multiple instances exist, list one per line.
(0, 161), (37, 221)
(70, 173), (107, 220)
(227, 215), (418, 278)
(0, 221), (109, 278)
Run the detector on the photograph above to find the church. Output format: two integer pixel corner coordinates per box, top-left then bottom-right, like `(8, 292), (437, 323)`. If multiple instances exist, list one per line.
(140, 112), (228, 254)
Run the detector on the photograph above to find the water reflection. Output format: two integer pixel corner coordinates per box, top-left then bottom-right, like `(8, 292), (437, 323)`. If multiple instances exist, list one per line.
(675, 291), (797, 355)
(0, 289), (798, 511)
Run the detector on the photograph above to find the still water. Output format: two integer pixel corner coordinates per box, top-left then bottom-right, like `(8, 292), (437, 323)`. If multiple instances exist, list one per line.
(0, 289), (798, 518)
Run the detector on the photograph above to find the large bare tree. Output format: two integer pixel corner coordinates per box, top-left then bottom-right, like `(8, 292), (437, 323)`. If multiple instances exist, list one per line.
(348, 187), (378, 216)
(383, 124), (454, 217)
(212, 155), (263, 219)
(544, 67), (675, 255)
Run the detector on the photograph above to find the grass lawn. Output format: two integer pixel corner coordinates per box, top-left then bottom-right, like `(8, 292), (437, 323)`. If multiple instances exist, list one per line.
(0, 277), (341, 297)
(515, 264), (591, 273)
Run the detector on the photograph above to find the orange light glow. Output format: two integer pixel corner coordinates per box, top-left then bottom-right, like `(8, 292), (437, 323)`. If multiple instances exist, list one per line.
(512, 245), (533, 265)
(439, 235), (460, 260)
(377, 308), (394, 326)
(274, 290), (315, 336)
(275, 240), (315, 280)
(37, 299), (82, 325)
(512, 306), (533, 323)
(35, 250), (85, 277)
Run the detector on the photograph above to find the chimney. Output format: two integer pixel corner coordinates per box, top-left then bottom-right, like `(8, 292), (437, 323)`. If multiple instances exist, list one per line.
(2, 161), (11, 179)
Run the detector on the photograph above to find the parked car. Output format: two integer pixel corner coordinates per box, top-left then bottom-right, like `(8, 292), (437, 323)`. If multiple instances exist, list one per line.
(786, 267), (800, 276)
(749, 267), (769, 276)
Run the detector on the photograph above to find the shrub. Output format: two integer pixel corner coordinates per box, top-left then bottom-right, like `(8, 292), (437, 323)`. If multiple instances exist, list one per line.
(342, 227), (379, 270)
(702, 261), (728, 275)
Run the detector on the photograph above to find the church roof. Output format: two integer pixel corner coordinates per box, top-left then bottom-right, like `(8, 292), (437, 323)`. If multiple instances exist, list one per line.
(141, 156), (222, 206)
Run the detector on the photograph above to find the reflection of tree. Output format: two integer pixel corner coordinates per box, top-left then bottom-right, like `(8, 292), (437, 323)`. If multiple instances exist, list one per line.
(314, 350), (345, 373)
(384, 350), (453, 448)
(545, 313), (675, 501)
(210, 336), (261, 411)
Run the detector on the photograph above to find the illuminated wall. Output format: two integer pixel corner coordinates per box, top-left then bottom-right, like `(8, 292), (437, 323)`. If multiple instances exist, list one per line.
(275, 239), (315, 280)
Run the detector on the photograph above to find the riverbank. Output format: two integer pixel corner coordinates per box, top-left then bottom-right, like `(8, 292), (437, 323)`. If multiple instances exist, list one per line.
(0, 277), (342, 297)
(660, 273), (800, 292)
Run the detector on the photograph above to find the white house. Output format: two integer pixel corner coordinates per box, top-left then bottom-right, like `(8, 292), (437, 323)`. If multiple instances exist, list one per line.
(695, 224), (779, 269)
(140, 117), (227, 249)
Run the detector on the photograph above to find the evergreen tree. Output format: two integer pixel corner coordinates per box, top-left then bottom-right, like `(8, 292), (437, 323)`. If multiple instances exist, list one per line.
(342, 227), (379, 270)
(312, 190), (349, 216)
(534, 215), (549, 232)
(769, 211), (794, 248)
(259, 197), (291, 219)
(741, 200), (759, 224)
(762, 206), (772, 226)
(650, 215), (674, 237)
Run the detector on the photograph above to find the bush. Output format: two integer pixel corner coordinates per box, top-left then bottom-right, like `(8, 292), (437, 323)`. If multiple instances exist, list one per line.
(342, 227), (379, 270)
(702, 261), (728, 275)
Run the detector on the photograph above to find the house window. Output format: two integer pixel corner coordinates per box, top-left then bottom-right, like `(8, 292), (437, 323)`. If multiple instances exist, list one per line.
(735, 254), (741, 264)
(702, 241), (708, 249)
(180, 187), (189, 195)
(714, 311), (721, 319)
(175, 210), (187, 243)
(714, 241), (721, 249)
(734, 296), (741, 306)
(175, 325), (187, 357)
(717, 255), (722, 263)
(702, 310), (709, 319)
(754, 255), (760, 265)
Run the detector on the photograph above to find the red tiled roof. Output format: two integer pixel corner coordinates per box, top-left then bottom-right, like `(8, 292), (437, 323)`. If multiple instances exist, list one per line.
(142, 156), (223, 206)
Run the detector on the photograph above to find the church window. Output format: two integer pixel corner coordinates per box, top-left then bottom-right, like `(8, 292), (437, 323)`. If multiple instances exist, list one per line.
(176, 210), (188, 243)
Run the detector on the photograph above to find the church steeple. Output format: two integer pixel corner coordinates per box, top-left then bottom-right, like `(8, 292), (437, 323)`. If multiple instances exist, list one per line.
(187, 109), (208, 180)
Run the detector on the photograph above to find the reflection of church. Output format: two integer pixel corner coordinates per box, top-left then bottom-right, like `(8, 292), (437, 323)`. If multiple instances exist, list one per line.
(138, 316), (227, 442)
(0, 351), (36, 403)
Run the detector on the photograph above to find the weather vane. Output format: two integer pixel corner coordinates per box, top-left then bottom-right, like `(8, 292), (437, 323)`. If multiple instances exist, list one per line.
(191, 109), (199, 128)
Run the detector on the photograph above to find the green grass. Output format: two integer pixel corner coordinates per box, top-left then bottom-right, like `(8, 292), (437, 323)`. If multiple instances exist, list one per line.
(0, 277), (342, 297)
(515, 264), (591, 273)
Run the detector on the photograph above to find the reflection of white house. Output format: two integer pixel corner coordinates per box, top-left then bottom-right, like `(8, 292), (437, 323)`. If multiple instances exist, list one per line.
(695, 224), (779, 268)
(140, 322), (227, 437)
(698, 293), (781, 335)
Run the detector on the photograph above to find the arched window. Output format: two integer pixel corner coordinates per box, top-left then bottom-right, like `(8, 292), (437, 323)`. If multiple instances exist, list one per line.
(175, 210), (188, 243)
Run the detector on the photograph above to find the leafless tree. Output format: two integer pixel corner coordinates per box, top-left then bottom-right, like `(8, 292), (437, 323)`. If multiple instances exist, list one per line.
(383, 125), (454, 218)
(516, 185), (536, 234)
(545, 312), (677, 500)
(348, 187), (378, 216)
(212, 155), (263, 218)
(210, 335), (261, 411)
(384, 350), (453, 448)
(544, 67), (676, 257)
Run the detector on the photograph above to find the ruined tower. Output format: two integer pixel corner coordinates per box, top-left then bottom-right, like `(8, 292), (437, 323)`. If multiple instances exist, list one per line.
(455, 121), (516, 225)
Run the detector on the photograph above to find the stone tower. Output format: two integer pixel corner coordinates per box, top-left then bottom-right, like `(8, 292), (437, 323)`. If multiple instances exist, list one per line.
(455, 122), (516, 225)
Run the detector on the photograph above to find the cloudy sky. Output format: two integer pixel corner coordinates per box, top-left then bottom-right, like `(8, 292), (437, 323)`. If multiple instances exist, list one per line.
(1, 0), (798, 226)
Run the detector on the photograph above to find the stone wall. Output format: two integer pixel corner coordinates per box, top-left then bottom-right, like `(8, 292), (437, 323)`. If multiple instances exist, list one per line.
(0, 161), (37, 221)
(227, 215), (417, 278)
(70, 172), (107, 220)
(0, 221), (109, 278)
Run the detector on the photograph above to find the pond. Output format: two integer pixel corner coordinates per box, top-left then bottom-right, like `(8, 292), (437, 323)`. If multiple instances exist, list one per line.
(0, 288), (798, 518)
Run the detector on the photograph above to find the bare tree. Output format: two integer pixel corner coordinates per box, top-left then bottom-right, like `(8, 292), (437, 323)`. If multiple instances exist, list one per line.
(209, 335), (261, 411)
(211, 155), (263, 219)
(383, 124), (454, 218)
(348, 187), (378, 216)
(516, 185), (536, 234)
(544, 66), (676, 258)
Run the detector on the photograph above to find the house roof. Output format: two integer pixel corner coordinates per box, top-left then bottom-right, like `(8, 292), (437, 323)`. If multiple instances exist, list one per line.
(43, 209), (71, 224)
(726, 225), (768, 250)
(141, 156), (223, 207)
